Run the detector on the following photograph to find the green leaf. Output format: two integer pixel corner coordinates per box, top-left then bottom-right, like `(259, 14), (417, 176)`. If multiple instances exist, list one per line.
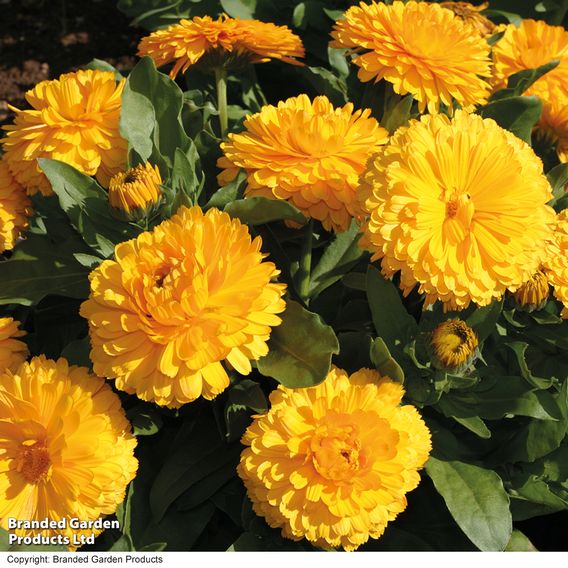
(296, 66), (348, 106)
(309, 219), (364, 299)
(0, 233), (90, 306)
(506, 341), (554, 389)
(226, 379), (268, 413)
(224, 197), (306, 225)
(505, 530), (538, 552)
(492, 60), (560, 100)
(220, 0), (256, 18)
(369, 337), (405, 383)
(547, 163), (568, 205)
(84, 58), (124, 81)
(205, 171), (246, 210)
(466, 299), (503, 342)
(383, 94), (414, 134)
(170, 144), (204, 205)
(39, 158), (137, 257)
(257, 300), (339, 388)
(426, 457), (512, 551)
(121, 57), (191, 166)
(127, 403), (164, 436)
(61, 337), (92, 368)
(451, 416), (491, 439)
(480, 96), (542, 144)
(366, 265), (418, 355)
(149, 417), (237, 522)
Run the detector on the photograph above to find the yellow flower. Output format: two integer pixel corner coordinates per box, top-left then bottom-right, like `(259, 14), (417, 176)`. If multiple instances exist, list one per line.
(217, 95), (388, 233)
(238, 366), (431, 551)
(543, 210), (568, 318)
(491, 19), (568, 92)
(512, 269), (550, 312)
(0, 317), (28, 372)
(330, 0), (491, 113)
(439, 2), (497, 37)
(0, 356), (138, 549)
(137, 15), (304, 79)
(108, 162), (163, 218)
(1, 70), (128, 196)
(531, 80), (568, 163)
(80, 206), (286, 408)
(0, 158), (31, 253)
(359, 111), (555, 311)
(430, 319), (478, 372)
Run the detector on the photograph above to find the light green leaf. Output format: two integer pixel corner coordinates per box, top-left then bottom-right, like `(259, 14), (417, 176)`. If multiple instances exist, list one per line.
(505, 530), (538, 552)
(426, 457), (512, 551)
(220, 0), (256, 18)
(257, 300), (339, 388)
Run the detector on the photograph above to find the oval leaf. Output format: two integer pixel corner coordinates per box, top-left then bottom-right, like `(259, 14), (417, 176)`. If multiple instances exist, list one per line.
(224, 197), (306, 225)
(257, 300), (339, 388)
(426, 457), (512, 551)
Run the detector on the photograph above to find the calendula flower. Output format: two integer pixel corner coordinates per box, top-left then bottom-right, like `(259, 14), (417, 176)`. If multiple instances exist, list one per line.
(330, 0), (491, 113)
(512, 269), (550, 313)
(491, 19), (568, 92)
(1, 70), (128, 196)
(531, 80), (568, 163)
(0, 158), (31, 253)
(439, 2), (497, 37)
(0, 356), (138, 549)
(137, 15), (304, 78)
(238, 366), (431, 551)
(430, 319), (478, 372)
(0, 317), (28, 372)
(359, 111), (555, 311)
(543, 210), (568, 318)
(80, 206), (286, 408)
(108, 162), (162, 218)
(217, 95), (388, 232)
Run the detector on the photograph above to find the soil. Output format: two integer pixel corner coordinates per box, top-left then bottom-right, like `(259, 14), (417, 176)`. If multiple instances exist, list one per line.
(0, 0), (143, 125)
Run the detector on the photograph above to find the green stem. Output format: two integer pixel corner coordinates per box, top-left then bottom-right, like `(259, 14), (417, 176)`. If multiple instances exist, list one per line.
(297, 219), (314, 305)
(215, 67), (228, 139)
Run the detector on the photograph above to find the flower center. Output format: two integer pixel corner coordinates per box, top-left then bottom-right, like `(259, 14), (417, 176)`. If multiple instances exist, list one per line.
(310, 424), (365, 482)
(15, 439), (52, 484)
(443, 192), (475, 244)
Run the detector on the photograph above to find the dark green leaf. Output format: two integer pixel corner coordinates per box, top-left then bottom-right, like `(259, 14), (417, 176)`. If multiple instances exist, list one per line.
(224, 197), (306, 225)
(296, 66), (348, 106)
(547, 163), (568, 205)
(39, 158), (137, 257)
(426, 457), (512, 551)
(480, 96), (542, 143)
(0, 233), (90, 306)
(366, 265), (418, 354)
(466, 299), (503, 342)
(61, 337), (92, 368)
(309, 219), (364, 299)
(383, 94), (414, 134)
(492, 60), (560, 100)
(227, 379), (268, 413)
(506, 342), (555, 389)
(205, 171), (246, 210)
(452, 416), (491, 439)
(127, 404), (164, 436)
(257, 300), (339, 388)
(84, 59), (124, 80)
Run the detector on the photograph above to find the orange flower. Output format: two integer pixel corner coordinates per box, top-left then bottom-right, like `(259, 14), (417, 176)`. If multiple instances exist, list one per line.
(1, 70), (127, 195)
(238, 366), (431, 551)
(138, 15), (304, 78)
(0, 158), (31, 253)
(81, 206), (286, 408)
(330, 0), (491, 113)
(217, 95), (388, 232)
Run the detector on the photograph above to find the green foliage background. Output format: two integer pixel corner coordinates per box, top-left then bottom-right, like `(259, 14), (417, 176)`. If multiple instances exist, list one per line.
(1, 0), (568, 553)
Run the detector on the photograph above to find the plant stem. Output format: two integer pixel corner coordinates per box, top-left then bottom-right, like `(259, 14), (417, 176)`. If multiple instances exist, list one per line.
(214, 67), (228, 139)
(297, 219), (314, 305)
